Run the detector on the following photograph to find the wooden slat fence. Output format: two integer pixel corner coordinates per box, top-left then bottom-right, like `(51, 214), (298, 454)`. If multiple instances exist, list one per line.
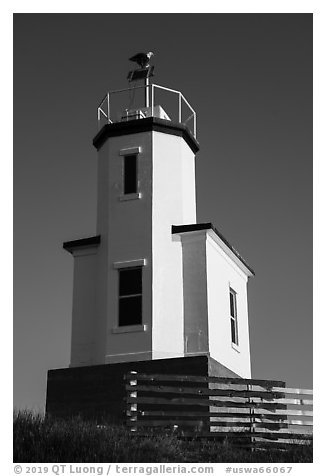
(125, 372), (313, 450)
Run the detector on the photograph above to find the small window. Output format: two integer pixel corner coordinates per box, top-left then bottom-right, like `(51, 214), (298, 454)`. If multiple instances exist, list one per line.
(124, 154), (137, 194)
(229, 288), (239, 346)
(119, 267), (142, 326)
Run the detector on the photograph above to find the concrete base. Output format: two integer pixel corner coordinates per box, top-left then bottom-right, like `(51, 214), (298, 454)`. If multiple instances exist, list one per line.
(45, 355), (238, 422)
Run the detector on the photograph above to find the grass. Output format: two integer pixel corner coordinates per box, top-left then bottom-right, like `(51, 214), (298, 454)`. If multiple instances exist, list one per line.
(14, 410), (312, 463)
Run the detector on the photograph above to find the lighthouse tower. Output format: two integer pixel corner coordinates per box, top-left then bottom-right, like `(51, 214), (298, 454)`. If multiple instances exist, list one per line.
(63, 58), (254, 378)
(46, 57), (255, 420)
(64, 87), (198, 368)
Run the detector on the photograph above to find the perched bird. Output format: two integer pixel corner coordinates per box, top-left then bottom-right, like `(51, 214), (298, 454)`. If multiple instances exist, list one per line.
(129, 52), (154, 69)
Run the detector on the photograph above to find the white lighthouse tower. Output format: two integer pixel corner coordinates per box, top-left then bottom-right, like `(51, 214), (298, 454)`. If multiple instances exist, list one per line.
(62, 56), (254, 380)
(46, 55), (255, 421)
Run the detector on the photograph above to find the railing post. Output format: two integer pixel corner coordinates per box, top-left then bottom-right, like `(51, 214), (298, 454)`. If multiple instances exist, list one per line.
(151, 85), (154, 117)
(145, 78), (150, 108)
(247, 382), (255, 451)
(126, 371), (138, 432)
(178, 93), (182, 123)
(107, 93), (110, 124)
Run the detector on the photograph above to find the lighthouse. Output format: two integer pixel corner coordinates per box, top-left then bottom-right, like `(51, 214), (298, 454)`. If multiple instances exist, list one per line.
(46, 55), (254, 419)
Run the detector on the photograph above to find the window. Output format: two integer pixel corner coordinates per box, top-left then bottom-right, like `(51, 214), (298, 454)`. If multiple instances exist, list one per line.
(124, 154), (137, 194)
(229, 288), (239, 346)
(119, 146), (141, 200)
(119, 267), (142, 326)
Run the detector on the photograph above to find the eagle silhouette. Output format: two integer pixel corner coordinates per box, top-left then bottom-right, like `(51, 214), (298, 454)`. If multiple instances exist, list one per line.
(129, 52), (154, 69)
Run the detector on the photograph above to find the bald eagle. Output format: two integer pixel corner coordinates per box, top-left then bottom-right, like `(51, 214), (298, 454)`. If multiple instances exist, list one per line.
(129, 52), (154, 69)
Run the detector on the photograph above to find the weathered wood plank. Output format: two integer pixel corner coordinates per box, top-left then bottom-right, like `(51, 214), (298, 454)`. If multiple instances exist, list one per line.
(128, 413), (312, 427)
(285, 420), (313, 426)
(129, 410), (286, 420)
(127, 420), (253, 428)
(272, 387), (313, 395)
(210, 394), (312, 405)
(237, 397), (312, 406)
(125, 372), (285, 387)
(206, 383), (312, 397)
(130, 409), (313, 418)
(126, 396), (306, 410)
(126, 384), (287, 400)
(126, 385), (312, 405)
(257, 420), (313, 427)
(258, 409), (313, 417)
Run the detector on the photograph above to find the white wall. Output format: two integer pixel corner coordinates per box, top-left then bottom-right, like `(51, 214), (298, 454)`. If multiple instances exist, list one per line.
(97, 132), (153, 364)
(91, 128), (197, 364)
(180, 136), (197, 223)
(180, 232), (209, 356)
(177, 229), (252, 377)
(70, 247), (98, 367)
(152, 132), (197, 359)
(206, 234), (251, 378)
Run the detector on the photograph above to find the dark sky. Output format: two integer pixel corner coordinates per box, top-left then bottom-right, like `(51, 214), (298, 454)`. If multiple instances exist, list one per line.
(14, 13), (312, 411)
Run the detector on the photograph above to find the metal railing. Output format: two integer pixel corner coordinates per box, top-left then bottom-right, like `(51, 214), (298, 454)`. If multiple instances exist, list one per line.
(97, 83), (197, 138)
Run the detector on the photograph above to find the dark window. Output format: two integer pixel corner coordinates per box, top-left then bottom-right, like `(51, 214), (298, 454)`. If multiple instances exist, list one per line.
(124, 154), (137, 194)
(119, 267), (142, 326)
(231, 319), (236, 344)
(229, 290), (236, 318)
(229, 288), (239, 345)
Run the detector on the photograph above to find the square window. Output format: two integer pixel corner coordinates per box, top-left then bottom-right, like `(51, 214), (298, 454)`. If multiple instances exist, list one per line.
(118, 267), (142, 326)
